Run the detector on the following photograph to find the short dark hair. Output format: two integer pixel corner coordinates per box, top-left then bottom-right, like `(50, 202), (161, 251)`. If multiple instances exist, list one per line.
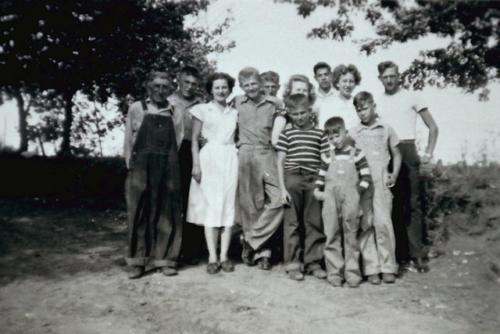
(284, 93), (311, 111)
(179, 65), (201, 79)
(205, 72), (235, 95)
(324, 117), (346, 135)
(377, 61), (399, 75)
(313, 62), (331, 75)
(260, 71), (280, 84)
(353, 91), (374, 109)
(332, 64), (362, 89)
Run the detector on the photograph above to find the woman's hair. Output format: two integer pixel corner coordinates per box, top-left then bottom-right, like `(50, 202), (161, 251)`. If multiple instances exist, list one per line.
(282, 74), (316, 105)
(331, 64), (362, 89)
(205, 72), (236, 95)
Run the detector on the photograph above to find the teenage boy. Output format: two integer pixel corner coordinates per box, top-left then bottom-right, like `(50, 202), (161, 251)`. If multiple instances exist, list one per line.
(313, 62), (335, 129)
(351, 91), (402, 283)
(314, 117), (372, 288)
(233, 67), (284, 270)
(260, 71), (281, 97)
(124, 71), (183, 279)
(376, 61), (439, 273)
(276, 94), (328, 281)
(167, 66), (205, 265)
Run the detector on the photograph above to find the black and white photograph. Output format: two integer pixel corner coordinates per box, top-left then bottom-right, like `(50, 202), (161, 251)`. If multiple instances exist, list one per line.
(1, 0), (499, 333)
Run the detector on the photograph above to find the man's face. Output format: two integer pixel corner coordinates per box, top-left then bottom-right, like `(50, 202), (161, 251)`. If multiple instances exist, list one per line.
(314, 67), (332, 91)
(178, 74), (198, 99)
(149, 77), (169, 104)
(240, 76), (261, 99)
(262, 81), (280, 97)
(327, 129), (347, 149)
(355, 100), (376, 125)
(379, 66), (400, 94)
(288, 107), (311, 129)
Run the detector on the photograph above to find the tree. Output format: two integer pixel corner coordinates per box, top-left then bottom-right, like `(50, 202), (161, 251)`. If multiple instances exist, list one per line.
(281, 0), (500, 96)
(0, 0), (233, 155)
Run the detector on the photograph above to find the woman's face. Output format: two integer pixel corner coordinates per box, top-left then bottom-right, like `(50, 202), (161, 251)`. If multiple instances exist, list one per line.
(337, 72), (357, 99)
(290, 80), (309, 96)
(211, 79), (230, 103)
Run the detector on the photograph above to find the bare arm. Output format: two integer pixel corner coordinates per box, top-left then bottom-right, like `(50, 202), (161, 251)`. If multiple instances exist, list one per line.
(419, 108), (439, 162)
(276, 151), (290, 204)
(388, 144), (402, 187)
(271, 116), (287, 147)
(191, 117), (203, 183)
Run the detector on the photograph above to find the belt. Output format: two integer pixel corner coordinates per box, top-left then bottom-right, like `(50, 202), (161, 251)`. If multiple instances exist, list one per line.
(400, 139), (416, 144)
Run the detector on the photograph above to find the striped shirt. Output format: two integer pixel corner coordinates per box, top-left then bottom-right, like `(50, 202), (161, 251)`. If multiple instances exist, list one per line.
(315, 145), (372, 190)
(276, 128), (328, 172)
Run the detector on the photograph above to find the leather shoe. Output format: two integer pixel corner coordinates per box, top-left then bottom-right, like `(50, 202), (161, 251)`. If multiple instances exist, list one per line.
(161, 267), (178, 276)
(288, 270), (304, 281)
(240, 237), (255, 266)
(367, 274), (381, 285)
(127, 266), (145, 279)
(310, 268), (327, 279)
(207, 262), (221, 275)
(221, 260), (235, 272)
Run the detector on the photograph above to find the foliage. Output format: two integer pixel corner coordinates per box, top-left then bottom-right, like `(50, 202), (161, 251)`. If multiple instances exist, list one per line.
(281, 0), (500, 96)
(0, 0), (233, 155)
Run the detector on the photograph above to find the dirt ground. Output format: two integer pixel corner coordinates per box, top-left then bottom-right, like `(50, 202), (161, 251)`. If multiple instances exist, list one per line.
(1, 200), (499, 334)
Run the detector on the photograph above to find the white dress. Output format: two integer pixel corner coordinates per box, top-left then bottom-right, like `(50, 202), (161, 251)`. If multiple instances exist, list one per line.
(186, 102), (238, 227)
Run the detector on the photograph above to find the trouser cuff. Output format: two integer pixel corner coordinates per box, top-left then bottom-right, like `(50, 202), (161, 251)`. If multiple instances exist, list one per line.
(153, 259), (177, 268)
(126, 257), (147, 267)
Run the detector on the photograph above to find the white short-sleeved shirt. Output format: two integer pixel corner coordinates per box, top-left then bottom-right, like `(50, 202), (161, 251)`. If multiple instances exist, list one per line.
(376, 89), (427, 140)
(317, 90), (358, 130)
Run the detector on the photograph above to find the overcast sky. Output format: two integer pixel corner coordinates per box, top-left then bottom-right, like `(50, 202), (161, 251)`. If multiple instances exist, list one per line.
(1, 0), (499, 163)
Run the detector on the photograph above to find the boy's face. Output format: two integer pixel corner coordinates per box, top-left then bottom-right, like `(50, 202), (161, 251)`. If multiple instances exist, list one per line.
(240, 76), (261, 99)
(262, 81), (279, 97)
(314, 67), (332, 91)
(355, 100), (377, 125)
(327, 129), (347, 149)
(379, 66), (400, 94)
(178, 73), (199, 99)
(288, 107), (311, 129)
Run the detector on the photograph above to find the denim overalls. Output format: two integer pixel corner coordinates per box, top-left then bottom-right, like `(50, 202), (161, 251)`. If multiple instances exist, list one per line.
(125, 102), (182, 269)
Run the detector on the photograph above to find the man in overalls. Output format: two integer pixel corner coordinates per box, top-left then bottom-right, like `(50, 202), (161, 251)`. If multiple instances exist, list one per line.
(350, 91), (402, 283)
(123, 71), (184, 279)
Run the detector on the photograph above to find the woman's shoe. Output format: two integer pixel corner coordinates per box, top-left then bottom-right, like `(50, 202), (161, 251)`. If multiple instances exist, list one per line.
(207, 262), (221, 275)
(221, 260), (235, 272)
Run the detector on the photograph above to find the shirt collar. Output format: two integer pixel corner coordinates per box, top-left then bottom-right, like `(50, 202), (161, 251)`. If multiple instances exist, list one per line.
(354, 119), (385, 133)
(317, 86), (335, 98)
(172, 90), (203, 106)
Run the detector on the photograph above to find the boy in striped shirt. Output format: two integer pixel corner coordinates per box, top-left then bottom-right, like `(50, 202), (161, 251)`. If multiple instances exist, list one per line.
(314, 117), (372, 288)
(276, 94), (328, 281)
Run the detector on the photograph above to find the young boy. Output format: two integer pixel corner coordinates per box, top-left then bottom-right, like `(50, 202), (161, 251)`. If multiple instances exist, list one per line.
(314, 117), (372, 288)
(260, 71), (281, 97)
(234, 67), (284, 270)
(276, 94), (328, 281)
(350, 91), (402, 283)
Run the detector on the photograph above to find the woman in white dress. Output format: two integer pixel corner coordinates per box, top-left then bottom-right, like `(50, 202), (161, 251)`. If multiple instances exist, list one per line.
(187, 72), (238, 274)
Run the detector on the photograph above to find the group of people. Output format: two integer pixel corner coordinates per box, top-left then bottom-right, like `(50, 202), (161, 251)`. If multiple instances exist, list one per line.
(123, 60), (439, 288)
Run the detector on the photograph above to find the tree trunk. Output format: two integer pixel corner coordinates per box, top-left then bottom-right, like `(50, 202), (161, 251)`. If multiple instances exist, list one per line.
(59, 91), (75, 156)
(13, 90), (29, 152)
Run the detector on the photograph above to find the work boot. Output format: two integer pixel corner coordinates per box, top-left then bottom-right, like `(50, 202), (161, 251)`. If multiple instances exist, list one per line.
(415, 257), (430, 273)
(367, 274), (381, 285)
(310, 268), (327, 279)
(382, 273), (396, 283)
(240, 237), (255, 266)
(257, 257), (271, 270)
(288, 270), (305, 281)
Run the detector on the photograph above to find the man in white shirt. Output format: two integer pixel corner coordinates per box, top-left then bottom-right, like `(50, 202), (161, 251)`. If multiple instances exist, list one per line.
(313, 62), (337, 129)
(376, 61), (439, 273)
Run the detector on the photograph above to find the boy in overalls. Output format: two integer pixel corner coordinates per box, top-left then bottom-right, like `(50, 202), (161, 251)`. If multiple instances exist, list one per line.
(350, 91), (402, 283)
(123, 71), (183, 279)
(314, 117), (372, 288)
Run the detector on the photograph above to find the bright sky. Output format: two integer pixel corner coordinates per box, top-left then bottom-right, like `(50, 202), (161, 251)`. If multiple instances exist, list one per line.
(1, 0), (499, 163)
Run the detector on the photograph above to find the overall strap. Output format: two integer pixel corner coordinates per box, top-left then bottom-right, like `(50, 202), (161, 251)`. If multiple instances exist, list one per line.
(349, 146), (356, 160)
(140, 100), (148, 111)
